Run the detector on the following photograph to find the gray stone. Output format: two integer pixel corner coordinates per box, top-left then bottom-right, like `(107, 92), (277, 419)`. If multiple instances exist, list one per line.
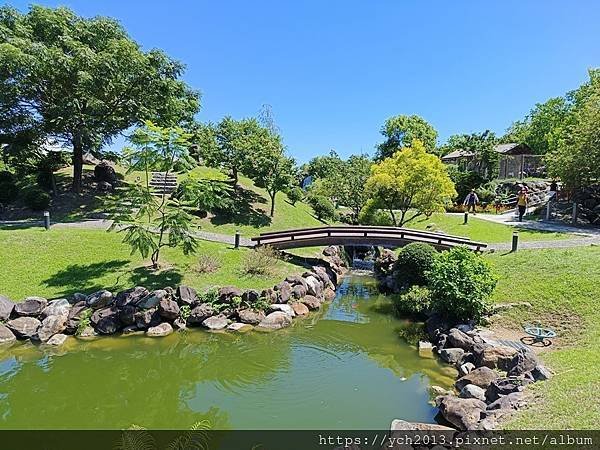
(291, 284), (307, 299)
(531, 364), (552, 381)
(158, 298), (180, 320)
(459, 384), (486, 401)
(285, 275), (308, 291)
(312, 266), (335, 290)
(301, 295), (321, 310)
(118, 305), (136, 326)
(269, 303), (296, 317)
(7, 317), (41, 339)
(218, 286), (243, 303)
(238, 308), (265, 325)
(69, 293), (87, 305)
(187, 303), (215, 325)
(146, 322), (173, 337)
(290, 301), (309, 316)
(91, 306), (121, 335)
(455, 366), (499, 391)
(77, 326), (97, 338)
(459, 362), (476, 376)
(0, 324), (17, 345)
(46, 333), (68, 346)
(486, 377), (529, 402)
(507, 349), (539, 376)
(258, 311), (293, 330)
(115, 286), (149, 308)
(323, 288), (336, 301)
(122, 325), (141, 335)
(172, 318), (187, 330)
(65, 301), (90, 334)
(134, 308), (161, 330)
(260, 288), (277, 304)
(177, 285), (198, 306)
(438, 395), (486, 430)
(486, 392), (525, 411)
(439, 348), (465, 364)
(202, 315), (228, 330)
(0, 295), (15, 321)
(137, 290), (167, 309)
(477, 345), (517, 371)
(275, 281), (292, 303)
(304, 275), (323, 297)
(14, 297), (47, 317)
(242, 290), (260, 304)
(40, 298), (71, 320)
(390, 419), (456, 431)
(34, 314), (68, 342)
(227, 322), (252, 332)
(447, 328), (475, 351)
(86, 290), (114, 309)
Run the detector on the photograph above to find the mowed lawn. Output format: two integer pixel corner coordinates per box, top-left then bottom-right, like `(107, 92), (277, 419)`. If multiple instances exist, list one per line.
(484, 247), (600, 429)
(0, 228), (305, 301)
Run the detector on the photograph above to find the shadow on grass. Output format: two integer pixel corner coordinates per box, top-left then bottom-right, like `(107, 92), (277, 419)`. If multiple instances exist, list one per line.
(129, 266), (183, 291)
(210, 186), (271, 228)
(43, 260), (130, 297)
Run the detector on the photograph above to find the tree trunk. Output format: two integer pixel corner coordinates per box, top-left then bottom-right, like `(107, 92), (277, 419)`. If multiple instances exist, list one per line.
(71, 132), (84, 193)
(388, 208), (397, 226)
(230, 167), (239, 186)
(270, 191), (276, 217)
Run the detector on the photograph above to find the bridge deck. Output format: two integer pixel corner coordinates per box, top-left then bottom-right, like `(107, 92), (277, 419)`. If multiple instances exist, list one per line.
(251, 226), (487, 251)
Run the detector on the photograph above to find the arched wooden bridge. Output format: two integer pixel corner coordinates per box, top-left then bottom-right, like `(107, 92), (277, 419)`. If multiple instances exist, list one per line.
(251, 226), (487, 251)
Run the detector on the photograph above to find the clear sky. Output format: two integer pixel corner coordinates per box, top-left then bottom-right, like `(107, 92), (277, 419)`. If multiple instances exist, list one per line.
(4, 0), (600, 162)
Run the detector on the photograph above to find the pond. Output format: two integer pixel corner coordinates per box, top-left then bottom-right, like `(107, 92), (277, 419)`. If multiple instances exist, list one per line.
(0, 274), (455, 430)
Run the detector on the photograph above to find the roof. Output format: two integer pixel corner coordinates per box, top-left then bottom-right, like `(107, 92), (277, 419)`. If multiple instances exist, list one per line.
(442, 142), (533, 161)
(441, 149), (475, 160)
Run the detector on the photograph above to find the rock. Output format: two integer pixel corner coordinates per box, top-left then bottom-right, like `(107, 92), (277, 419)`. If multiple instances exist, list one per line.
(86, 290), (114, 309)
(323, 288), (336, 301)
(0, 295), (15, 321)
(172, 318), (187, 330)
(439, 348), (465, 364)
(46, 333), (68, 346)
(0, 324), (17, 345)
(134, 308), (161, 330)
(121, 325), (141, 335)
(146, 322), (173, 337)
(65, 301), (90, 334)
(285, 275), (308, 291)
(459, 362), (476, 377)
(177, 285), (198, 306)
(429, 385), (452, 397)
(258, 311), (293, 330)
(447, 328), (475, 351)
(477, 409), (510, 430)
(477, 345), (517, 371)
(486, 377), (528, 402)
(119, 305), (136, 326)
(96, 181), (113, 192)
(437, 395), (486, 430)
(456, 323), (475, 333)
(242, 290), (260, 304)
(202, 315), (228, 330)
(40, 298), (71, 320)
(69, 293), (87, 304)
(418, 341), (434, 357)
(291, 284), (307, 299)
(94, 160), (117, 183)
(14, 297), (48, 317)
(115, 286), (149, 308)
(290, 301), (309, 316)
(301, 295), (321, 310)
(486, 392), (525, 411)
(436, 333), (448, 349)
(312, 266), (335, 290)
(455, 367), (499, 391)
(506, 349), (539, 376)
(91, 306), (121, 335)
(275, 281), (292, 303)
(238, 308), (265, 325)
(187, 303), (215, 325)
(218, 286), (243, 303)
(227, 322), (251, 332)
(304, 275), (323, 297)
(137, 290), (168, 309)
(425, 313), (449, 342)
(531, 364), (552, 381)
(158, 298), (180, 321)
(459, 384), (486, 401)
(260, 288), (277, 304)
(34, 314), (68, 342)
(269, 304), (296, 317)
(323, 245), (339, 257)
(390, 419), (456, 431)
(7, 317), (41, 339)
(77, 326), (97, 338)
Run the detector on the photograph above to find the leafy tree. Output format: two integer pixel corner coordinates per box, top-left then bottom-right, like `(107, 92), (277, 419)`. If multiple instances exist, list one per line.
(108, 122), (198, 269)
(0, 5), (199, 192)
(366, 140), (457, 226)
(377, 115), (438, 159)
(286, 186), (304, 206)
(307, 194), (336, 222)
(438, 131), (499, 180)
(174, 174), (233, 215)
(250, 147), (296, 217)
(302, 150), (344, 181)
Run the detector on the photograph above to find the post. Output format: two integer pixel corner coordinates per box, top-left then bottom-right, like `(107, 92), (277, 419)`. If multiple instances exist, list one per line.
(511, 231), (519, 252)
(546, 201), (551, 221)
(234, 231), (241, 249)
(43, 211), (50, 230)
(463, 212), (469, 224)
(572, 202), (578, 225)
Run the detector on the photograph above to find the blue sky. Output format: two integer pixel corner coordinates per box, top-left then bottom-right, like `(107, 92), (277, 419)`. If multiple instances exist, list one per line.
(4, 0), (600, 162)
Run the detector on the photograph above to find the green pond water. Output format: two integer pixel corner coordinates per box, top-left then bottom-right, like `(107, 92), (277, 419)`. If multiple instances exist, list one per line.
(0, 274), (456, 430)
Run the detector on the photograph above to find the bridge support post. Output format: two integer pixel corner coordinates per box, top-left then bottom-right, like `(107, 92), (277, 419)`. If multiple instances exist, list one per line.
(234, 231), (241, 249)
(463, 212), (469, 225)
(511, 231), (519, 252)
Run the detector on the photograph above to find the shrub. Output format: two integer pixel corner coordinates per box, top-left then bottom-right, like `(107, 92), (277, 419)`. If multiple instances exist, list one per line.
(396, 322), (427, 346)
(199, 287), (219, 304)
(0, 181), (18, 204)
(358, 199), (394, 226)
(241, 245), (282, 276)
(23, 188), (51, 211)
(308, 195), (336, 222)
(287, 187), (304, 206)
(447, 166), (486, 203)
(427, 246), (497, 322)
(179, 305), (191, 321)
(195, 254), (221, 274)
(76, 308), (93, 336)
(393, 243), (438, 288)
(392, 285), (432, 318)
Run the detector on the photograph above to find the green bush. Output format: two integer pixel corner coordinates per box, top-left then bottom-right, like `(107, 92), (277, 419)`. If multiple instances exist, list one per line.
(427, 246), (497, 322)
(393, 243), (438, 288)
(308, 195), (336, 222)
(392, 285), (432, 318)
(447, 166), (486, 203)
(23, 188), (51, 211)
(358, 200), (394, 225)
(287, 187), (304, 205)
(0, 181), (19, 204)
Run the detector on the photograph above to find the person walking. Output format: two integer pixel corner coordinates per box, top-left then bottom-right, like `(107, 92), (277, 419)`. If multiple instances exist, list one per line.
(549, 179), (559, 201)
(517, 187), (529, 221)
(463, 189), (479, 213)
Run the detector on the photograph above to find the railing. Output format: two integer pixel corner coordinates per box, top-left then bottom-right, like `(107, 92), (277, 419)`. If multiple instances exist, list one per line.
(251, 226), (487, 251)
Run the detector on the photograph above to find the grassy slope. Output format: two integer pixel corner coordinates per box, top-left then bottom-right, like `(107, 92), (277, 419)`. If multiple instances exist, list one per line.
(0, 228), (304, 301)
(485, 247), (600, 429)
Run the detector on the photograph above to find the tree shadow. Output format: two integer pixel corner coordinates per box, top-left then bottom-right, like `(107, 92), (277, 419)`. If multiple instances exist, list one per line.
(129, 266), (183, 291)
(209, 186), (271, 228)
(43, 260), (130, 297)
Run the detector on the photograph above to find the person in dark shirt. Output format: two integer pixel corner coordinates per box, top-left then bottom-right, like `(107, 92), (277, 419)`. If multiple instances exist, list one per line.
(463, 189), (479, 213)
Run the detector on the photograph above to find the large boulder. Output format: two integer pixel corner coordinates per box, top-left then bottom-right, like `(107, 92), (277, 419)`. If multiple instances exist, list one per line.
(187, 303), (215, 325)
(46, 333), (69, 346)
(14, 297), (47, 317)
(439, 348), (465, 365)
(40, 299), (71, 320)
(119, 305), (137, 326)
(486, 392), (525, 411)
(86, 290), (114, 309)
(476, 345), (517, 371)
(275, 281), (292, 303)
(177, 285), (198, 306)
(323, 288), (336, 301)
(258, 311), (293, 330)
(459, 384), (486, 402)
(260, 288), (277, 304)
(94, 160), (117, 183)
(312, 266), (335, 290)
(301, 295), (321, 310)
(65, 301), (90, 334)
(531, 364), (552, 381)
(0, 324), (16, 345)
(506, 349), (539, 376)
(146, 322), (173, 337)
(304, 276), (323, 297)
(115, 286), (149, 308)
(486, 377), (529, 402)
(269, 304), (296, 317)
(285, 275), (308, 291)
(34, 314), (68, 342)
(158, 298), (180, 321)
(447, 328), (475, 351)
(7, 317), (41, 339)
(290, 301), (309, 316)
(242, 290), (260, 304)
(291, 284), (307, 300)
(137, 290), (168, 309)
(437, 395), (486, 430)
(134, 308), (161, 330)
(91, 306), (121, 335)
(0, 295), (15, 321)
(455, 367), (499, 391)
(202, 315), (229, 330)
(238, 308), (265, 325)
(218, 286), (243, 304)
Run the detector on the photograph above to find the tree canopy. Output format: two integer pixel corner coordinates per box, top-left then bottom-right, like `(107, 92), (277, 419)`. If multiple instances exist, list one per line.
(0, 5), (199, 192)
(377, 115), (438, 159)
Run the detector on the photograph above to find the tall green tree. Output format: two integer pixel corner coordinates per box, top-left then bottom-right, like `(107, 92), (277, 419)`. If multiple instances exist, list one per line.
(438, 131), (498, 180)
(301, 150), (344, 182)
(377, 115), (438, 159)
(0, 5), (199, 192)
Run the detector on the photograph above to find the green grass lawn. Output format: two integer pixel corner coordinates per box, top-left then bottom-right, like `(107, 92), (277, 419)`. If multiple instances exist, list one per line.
(0, 228), (305, 301)
(484, 247), (600, 429)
